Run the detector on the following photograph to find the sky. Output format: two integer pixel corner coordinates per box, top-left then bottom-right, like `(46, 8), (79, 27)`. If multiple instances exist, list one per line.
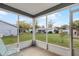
(36, 9), (70, 27)
(0, 10), (33, 25)
(0, 5), (79, 27)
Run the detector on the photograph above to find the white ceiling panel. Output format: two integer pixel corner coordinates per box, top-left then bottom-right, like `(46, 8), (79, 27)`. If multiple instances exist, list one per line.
(5, 3), (59, 15)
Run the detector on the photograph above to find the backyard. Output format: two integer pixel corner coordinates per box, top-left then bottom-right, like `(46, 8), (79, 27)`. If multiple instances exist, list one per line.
(2, 33), (79, 48)
(2, 33), (32, 44)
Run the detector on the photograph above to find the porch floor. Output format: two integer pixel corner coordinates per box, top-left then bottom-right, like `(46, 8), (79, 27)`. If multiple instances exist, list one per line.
(15, 46), (59, 56)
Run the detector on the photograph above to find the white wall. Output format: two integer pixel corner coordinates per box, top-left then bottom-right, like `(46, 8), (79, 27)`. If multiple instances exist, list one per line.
(48, 43), (70, 56)
(36, 40), (70, 56)
(6, 40), (32, 50)
(36, 40), (47, 49)
(0, 22), (17, 36)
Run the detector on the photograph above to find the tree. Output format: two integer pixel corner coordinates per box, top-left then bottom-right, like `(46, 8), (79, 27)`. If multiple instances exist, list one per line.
(59, 25), (68, 43)
(60, 25), (68, 30)
(73, 20), (79, 36)
(16, 20), (32, 32)
(35, 20), (40, 29)
(48, 20), (53, 29)
(73, 20), (79, 30)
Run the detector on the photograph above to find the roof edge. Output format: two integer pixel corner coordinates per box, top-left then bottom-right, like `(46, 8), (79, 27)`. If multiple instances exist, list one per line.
(0, 20), (17, 28)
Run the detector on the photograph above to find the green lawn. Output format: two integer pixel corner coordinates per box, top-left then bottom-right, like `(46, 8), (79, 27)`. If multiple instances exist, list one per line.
(36, 33), (79, 48)
(48, 34), (69, 47)
(36, 33), (46, 41)
(2, 33), (32, 45)
(36, 33), (69, 47)
(19, 33), (32, 42)
(2, 33), (79, 48)
(2, 36), (17, 44)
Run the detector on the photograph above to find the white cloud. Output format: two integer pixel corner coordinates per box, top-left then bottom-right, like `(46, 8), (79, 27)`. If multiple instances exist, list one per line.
(48, 13), (61, 20)
(0, 11), (8, 15)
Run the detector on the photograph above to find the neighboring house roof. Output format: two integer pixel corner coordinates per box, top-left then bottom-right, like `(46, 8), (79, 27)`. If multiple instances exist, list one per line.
(37, 28), (46, 30)
(0, 20), (17, 28)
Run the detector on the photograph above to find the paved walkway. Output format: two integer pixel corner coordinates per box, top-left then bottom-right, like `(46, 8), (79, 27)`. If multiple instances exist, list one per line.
(16, 46), (59, 56)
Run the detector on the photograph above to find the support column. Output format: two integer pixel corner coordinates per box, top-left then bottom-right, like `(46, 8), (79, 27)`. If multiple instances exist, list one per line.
(69, 9), (74, 56)
(46, 15), (48, 50)
(17, 15), (20, 52)
(32, 17), (36, 46)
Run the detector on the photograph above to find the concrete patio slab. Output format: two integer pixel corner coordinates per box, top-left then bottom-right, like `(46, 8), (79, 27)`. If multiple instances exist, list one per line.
(16, 46), (59, 56)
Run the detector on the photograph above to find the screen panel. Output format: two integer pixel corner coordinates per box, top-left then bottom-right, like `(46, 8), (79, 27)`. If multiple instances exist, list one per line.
(72, 11), (79, 56)
(47, 9), (70, 48)
(36, 16), (46, 42)
(0, 9), (18, 55)
(19, 15), (33, 42)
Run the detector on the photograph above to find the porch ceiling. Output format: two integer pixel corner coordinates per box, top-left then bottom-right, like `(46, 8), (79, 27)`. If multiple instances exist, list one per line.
(5, 3), (58, 15)
(0, 3), (74, 18)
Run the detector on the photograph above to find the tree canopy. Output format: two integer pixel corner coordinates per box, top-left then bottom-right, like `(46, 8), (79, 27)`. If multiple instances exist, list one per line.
(73, 20), (79, 30)
(16, 20), (32, 30)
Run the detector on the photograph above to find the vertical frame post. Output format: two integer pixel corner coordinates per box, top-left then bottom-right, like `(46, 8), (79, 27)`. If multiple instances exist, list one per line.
(17, 15), (20, 52)
(32, 17), (36, 46)
(69, 9), (74, 56)
(69, 8), (79, 56)
(46, 15), (48, 50)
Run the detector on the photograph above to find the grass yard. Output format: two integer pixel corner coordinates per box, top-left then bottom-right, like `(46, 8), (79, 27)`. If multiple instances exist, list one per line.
(2, 33), (32, 45)
(19, 33), (32, 42)
(36, 33), (69, 47)
(48, 34), (69, 47)
(2, 33), (79, 48)
(36, 33), (79, 48)
(36, 33), (46, 42)
(2, 36), (17, 44)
